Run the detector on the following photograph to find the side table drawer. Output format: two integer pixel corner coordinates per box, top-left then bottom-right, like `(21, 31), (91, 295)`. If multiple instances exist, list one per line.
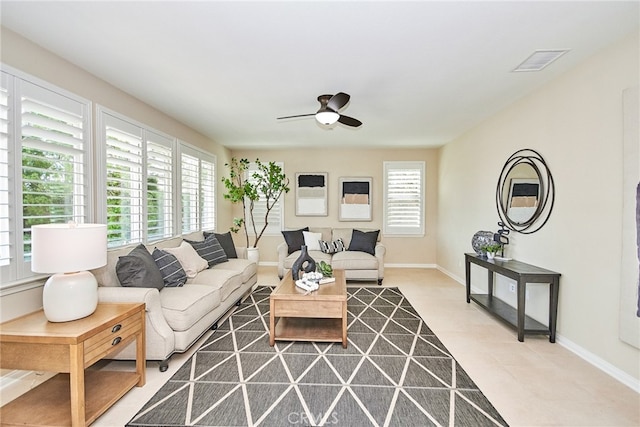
(84, 313), (143, 367)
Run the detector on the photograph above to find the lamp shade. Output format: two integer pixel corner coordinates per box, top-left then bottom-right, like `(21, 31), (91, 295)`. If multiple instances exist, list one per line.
(31, 223), (107, 273)
(315, 110), (339, 125)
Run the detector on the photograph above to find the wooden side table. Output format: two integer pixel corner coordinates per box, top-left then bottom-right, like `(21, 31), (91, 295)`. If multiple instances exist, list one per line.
(0, 303), (146, 426)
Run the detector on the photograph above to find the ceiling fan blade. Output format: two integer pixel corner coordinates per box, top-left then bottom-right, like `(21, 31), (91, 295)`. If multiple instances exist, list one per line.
(277, 113), (316, 120)
(327, 92), (350, 111)
(338, 115), (362, 127)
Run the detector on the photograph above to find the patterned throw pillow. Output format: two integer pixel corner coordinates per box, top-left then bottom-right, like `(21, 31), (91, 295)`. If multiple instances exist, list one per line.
(152, 248), (187, 287)
(185, 234), (228, 268)
(319, 238), (346, 254)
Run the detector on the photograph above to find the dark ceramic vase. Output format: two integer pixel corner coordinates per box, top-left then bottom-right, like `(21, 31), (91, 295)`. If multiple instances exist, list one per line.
(291, 245), (316, 280)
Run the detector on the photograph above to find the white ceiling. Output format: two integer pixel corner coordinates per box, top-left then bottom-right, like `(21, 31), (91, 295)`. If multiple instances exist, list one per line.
(2, 1), (638, 149)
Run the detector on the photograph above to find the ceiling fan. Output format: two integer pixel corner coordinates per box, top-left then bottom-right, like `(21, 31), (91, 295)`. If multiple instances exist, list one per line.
(277, 92), (362, 128)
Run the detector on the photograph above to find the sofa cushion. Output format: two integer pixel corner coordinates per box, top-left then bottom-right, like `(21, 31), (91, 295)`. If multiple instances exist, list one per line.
(303, 231), (322, 251)
(152, 248), (187, 288)
(116, 244), (165, 290)
(213, 258), (257, 283)
(283, 250), (331, 269)
(281, 227), (309, 254)
(331, 250), (379, 271)
(187, 268), (243, 302)
(205, 231), (238, 258)
(319, 238), (346, 254)
(348, 229), (380, 256)
(163, 241), (208, 278)
(185, 234), (228, 267)
(159, 284), (221, 332)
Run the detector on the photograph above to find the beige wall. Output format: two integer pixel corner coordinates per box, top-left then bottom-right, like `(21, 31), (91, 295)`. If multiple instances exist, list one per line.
(438, 32), (640, 382)
(228, 148), (438, 265)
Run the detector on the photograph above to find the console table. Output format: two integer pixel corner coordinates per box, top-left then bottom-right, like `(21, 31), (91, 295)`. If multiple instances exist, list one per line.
(465, 253), (561, 342)
(0, 303), (146, 426)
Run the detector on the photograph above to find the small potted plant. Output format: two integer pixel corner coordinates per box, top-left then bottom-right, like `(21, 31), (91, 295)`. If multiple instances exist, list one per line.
(482, 243), (502, 260)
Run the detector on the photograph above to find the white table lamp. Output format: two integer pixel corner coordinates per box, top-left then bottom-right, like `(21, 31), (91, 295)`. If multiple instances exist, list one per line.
(31, 223), (107, 322)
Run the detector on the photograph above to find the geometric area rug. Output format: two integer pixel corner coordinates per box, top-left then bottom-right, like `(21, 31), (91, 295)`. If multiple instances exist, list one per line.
(127, 286), (509, 427)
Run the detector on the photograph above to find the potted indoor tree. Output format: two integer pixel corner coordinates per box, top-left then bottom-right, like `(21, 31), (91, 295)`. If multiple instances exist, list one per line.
(221, 157), (290, 261)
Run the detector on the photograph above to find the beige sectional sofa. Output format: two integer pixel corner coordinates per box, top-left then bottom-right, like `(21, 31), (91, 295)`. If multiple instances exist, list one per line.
(91, 231), (256, 371)
(278, 227), (385, 284)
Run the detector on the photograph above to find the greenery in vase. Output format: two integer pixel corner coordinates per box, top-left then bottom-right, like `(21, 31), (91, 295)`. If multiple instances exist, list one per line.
(221, 157), (290, 248)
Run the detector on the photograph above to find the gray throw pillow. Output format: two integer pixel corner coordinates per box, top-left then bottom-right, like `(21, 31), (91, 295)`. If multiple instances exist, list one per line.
(185, 234), (228, 267)
(116, 244), (165, 290)
(204, 231), (238, 258)
(281, 227), (309, 254)
(348, 229), (380, 256)
(152, 248), (187, 287)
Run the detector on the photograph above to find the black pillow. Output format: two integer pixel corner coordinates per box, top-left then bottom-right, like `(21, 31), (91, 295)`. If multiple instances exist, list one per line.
(116, 244), (165, 290)
(281, 227), (309, 254)
(185, 234), (228, 267)
(204, 231), (237, 259)
(348, 229), (380, 256)
(152, 248), (187, 287)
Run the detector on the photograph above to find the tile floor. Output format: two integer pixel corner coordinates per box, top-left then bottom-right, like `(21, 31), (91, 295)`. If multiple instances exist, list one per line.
(94, 267), (640, 427)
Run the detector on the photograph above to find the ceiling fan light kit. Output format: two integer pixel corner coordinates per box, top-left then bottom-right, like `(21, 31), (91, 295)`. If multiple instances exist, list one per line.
(277, 92), (362, 128)
(315, 110), (339, 125)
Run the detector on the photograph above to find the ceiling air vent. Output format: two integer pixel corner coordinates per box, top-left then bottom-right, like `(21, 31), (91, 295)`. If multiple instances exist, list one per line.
(512, 49), (570, 72)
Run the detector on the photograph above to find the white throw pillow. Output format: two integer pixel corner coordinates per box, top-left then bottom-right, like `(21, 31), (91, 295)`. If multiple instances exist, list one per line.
(163, 241), (208, 278)
(303, 231), (322, 251)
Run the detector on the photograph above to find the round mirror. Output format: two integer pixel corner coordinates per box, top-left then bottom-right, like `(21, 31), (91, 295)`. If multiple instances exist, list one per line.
(496, 149), (554, 234)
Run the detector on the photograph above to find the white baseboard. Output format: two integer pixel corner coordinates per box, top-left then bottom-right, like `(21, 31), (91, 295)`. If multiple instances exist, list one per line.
(436, 263), (640, 393)
(556, 335), (640, 393)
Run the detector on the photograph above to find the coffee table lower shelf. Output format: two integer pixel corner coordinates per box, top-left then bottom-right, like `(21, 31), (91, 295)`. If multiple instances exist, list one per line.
(274, 317), (344, 344)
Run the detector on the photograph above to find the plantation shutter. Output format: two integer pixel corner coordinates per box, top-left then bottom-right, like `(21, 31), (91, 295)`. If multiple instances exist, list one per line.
(180, 143), (216, 233)
(20, 80), (90, 261)
(180, 152), (199, 233)
(200, 159), (215, 231)
(103, 113), (144, 247)
(0, 73), (10, 272)
(146, 131), (173, 241)
(384, 161), (425, 236)
(0, 69), (91, 285)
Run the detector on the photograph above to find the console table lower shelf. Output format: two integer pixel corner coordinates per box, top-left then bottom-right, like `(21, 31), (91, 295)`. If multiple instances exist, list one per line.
(470, 294), (550, 336)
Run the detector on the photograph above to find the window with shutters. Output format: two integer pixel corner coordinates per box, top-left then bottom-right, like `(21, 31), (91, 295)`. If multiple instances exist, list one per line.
(245, 161), (284, 236)
(383, 161), (425, 236)
(1, 68), (91, 285)
(180, 143), (216, 234)
(97, 108), (175, 247)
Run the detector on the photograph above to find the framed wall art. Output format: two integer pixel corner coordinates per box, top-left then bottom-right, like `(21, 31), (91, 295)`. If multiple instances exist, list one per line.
(339, 177), (372, 221)
(295, 172), (328, 216)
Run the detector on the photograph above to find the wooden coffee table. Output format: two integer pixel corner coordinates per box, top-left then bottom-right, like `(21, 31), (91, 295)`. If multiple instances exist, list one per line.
(270, 269), (347, 348)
